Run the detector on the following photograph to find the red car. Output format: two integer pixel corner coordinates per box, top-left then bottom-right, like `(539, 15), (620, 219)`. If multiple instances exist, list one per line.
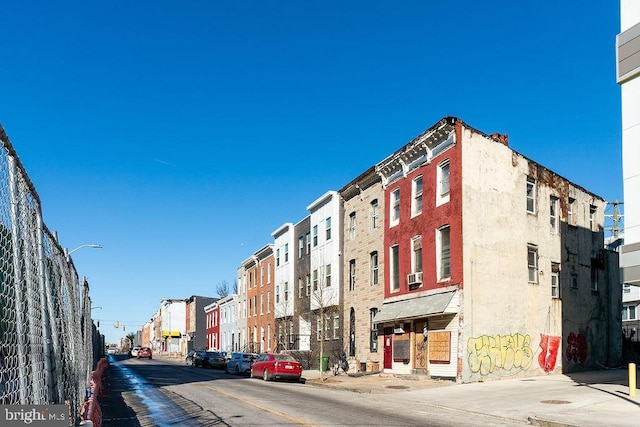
(137, 347), (152, 359)
(250, 353), (302, 382)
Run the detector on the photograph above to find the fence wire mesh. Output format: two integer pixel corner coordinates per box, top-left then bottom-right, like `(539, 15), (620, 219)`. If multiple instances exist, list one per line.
(0, 126), (97, 425)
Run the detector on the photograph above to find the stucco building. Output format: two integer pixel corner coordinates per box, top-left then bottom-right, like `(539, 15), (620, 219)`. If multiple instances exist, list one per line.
(373, 117), (621, 382)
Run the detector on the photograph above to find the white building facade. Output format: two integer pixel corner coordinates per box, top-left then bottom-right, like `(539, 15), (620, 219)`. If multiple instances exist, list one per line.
(618, 1), (640, 288)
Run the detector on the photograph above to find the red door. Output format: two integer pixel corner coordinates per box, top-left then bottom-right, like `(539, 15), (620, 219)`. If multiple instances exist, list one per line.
(383, 328), (393, 369)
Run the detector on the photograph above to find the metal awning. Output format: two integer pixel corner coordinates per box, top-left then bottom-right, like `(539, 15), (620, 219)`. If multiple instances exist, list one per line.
(373, 290), (456, 324)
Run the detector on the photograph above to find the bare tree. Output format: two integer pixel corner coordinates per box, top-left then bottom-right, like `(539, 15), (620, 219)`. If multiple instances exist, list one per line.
(274, 281), (295, 352)
(310, 261), (341, 379)
(216, 280), (230, 298)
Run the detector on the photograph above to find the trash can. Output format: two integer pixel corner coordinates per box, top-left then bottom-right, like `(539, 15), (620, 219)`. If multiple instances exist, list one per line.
(319, 355), (330, 371)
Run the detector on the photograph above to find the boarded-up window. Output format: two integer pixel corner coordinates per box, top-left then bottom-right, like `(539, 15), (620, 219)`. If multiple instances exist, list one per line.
(428, 331), (451, 363)
(393, 336), (410, 362)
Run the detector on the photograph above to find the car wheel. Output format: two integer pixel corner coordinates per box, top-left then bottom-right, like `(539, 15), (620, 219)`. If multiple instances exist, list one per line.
(149, 356), (152, 359)
(263, 369), (270, 381)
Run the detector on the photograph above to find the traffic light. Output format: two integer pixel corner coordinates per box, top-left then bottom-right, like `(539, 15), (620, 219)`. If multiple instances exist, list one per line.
(115, 321), (119, 328)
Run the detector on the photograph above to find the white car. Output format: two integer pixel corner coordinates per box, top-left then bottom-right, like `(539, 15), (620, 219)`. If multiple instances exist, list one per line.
(226, 352), (258, 375)
(130, 346), (142, 357)
(107, 347), (116, 355)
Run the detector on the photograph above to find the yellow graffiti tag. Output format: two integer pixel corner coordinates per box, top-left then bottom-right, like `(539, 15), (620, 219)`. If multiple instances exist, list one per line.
(467, 333), (533, 376)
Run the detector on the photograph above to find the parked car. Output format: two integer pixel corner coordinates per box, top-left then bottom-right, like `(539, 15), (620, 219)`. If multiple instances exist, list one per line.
(250, 353), (302, 382)
(185, 349), (203, 366)
(107, 347), (116, 355)
(137, 347), (152, 359)
(226, 352), (258, 375)
(130, 346), (142, 357)
(197, 351), (226, 369)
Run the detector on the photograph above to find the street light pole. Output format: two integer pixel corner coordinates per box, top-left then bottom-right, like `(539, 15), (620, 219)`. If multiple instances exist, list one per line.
(67, 244), (102, 256)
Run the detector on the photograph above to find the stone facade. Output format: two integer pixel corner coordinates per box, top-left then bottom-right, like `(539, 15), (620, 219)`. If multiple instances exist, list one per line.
(340, 166), (385, 372)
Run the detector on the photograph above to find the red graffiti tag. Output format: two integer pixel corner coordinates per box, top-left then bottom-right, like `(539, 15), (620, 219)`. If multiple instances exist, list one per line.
(538, 333), (560, 372)
(566, 332), (587, 365)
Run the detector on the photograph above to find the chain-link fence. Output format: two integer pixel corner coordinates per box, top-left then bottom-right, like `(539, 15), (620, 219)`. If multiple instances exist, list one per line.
(0, 125), (98, 425)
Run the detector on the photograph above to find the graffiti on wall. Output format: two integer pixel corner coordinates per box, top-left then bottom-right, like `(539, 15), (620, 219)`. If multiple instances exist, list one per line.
(566, 332), (587, 365)
(467, 333), (533, 376)
(538, 333), (561, 373)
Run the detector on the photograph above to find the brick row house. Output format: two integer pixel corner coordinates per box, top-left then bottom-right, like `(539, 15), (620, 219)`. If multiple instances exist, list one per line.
(339, 167), (385, 372)
(234, 116), (621, 381)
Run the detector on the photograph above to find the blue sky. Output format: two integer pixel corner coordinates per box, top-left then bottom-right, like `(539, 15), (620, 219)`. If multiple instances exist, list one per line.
(0, 1), (622, 344)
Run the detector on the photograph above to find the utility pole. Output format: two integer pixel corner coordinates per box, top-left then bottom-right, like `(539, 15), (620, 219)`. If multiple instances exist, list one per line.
(605, 201), (624, 244)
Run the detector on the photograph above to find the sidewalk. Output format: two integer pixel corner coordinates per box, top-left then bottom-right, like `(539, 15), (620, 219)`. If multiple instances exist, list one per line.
(303, 367), (640, 426)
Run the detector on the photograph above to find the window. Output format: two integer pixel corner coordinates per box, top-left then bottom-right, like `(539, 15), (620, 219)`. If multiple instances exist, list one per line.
(590, 259), (598, 292)
(260, 294), (264, 315)
(412, 236), (422, 273)
(438, 226), (451, 280)
(325, 264), (332, 287)
(528, 245), (538, 283)
(526, 176), (536, 213)
(371, 199), (379, 229)
(325, 217), (332, 241)
(313, 269), (318, 291)
(284, 243), (289, 263)
(390, 244), (400, 292)
(260, 266), (264, 286)
(306, 274), (311, 296)
(325, 315), (331, 340)
(313, 225), (318, 247)
(437, 160), (450, 205)
(276, 248), (280, 267)
(289, 321), (294, 345)
(284, 282), (289, 301)
(551, 263), (560, 298)
(334, 314), (340, 339)
(306, 232), (311, 253)
(267, 292), (271, 313)
(412, 175), (423, 216)
(589, 205), (597, 231)
(390, 189), (400, 226)
(568, 198), (575, 226)
(349, 212), (356, 240)
(624, 284), (631, 294)
(623, 305), (637, 321)
(349, 260), (356, 291)
(298, 278), (304, 298)
(370, 308), (378, 352)
(550, 196), (559, 234)
(316, 317), (322, 341)
(298, 236), (304, 258)
(276, 285), (280, 304)
(267, 263), (272, 283)
(370, 251), (379, 286)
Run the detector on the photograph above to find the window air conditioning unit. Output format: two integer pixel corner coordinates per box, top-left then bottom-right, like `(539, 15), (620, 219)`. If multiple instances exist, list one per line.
(393, 324), (405, 334)
(407, 272), (423, 286)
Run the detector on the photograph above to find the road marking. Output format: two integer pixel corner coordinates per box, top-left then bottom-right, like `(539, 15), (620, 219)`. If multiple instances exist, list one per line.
(200, 383), (317, 426)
